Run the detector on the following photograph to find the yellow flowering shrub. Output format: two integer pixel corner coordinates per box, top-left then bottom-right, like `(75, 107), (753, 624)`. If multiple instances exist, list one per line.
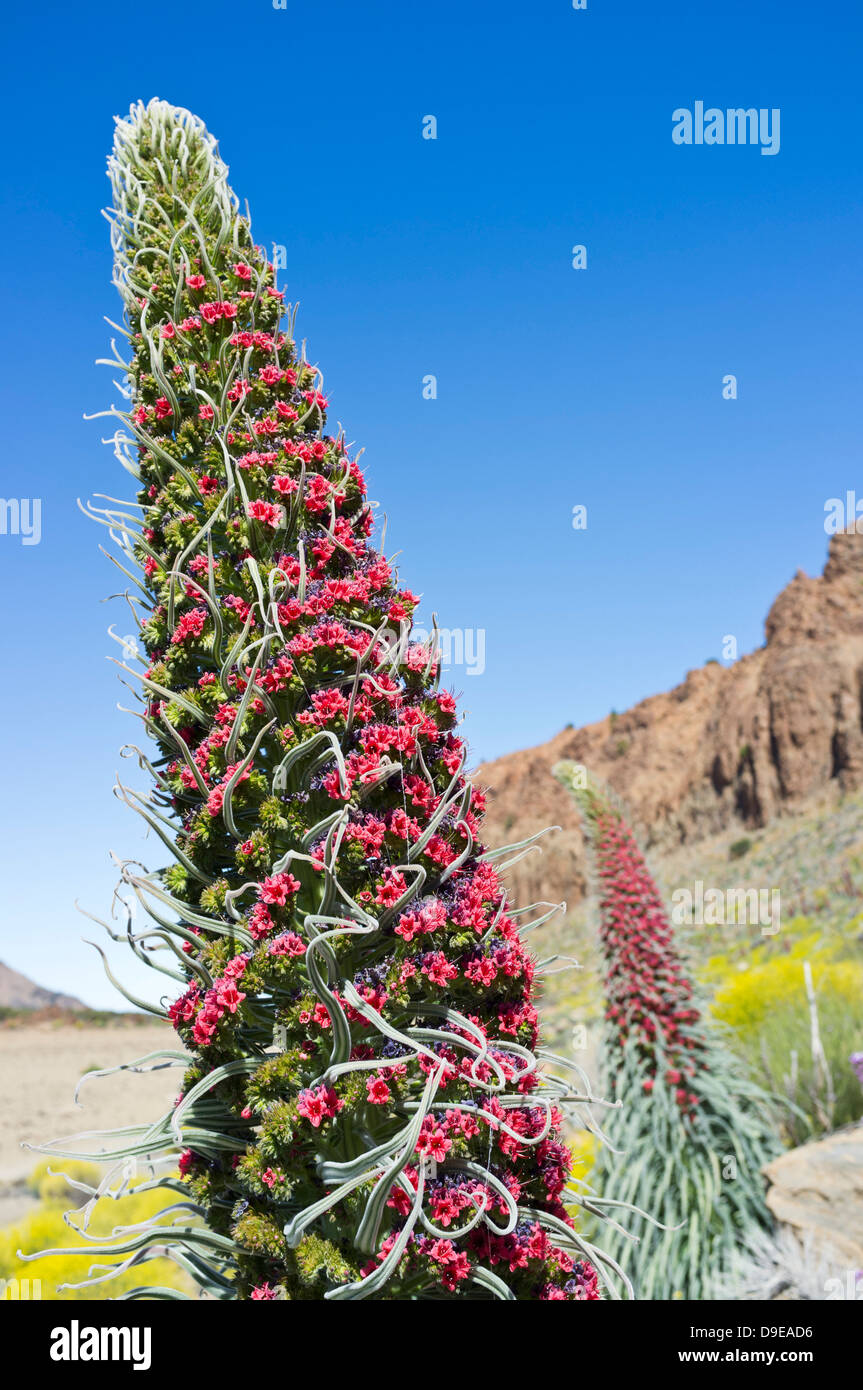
(711, 947), (863, 1142)
(568, 1128), (598, 1180)
(713, 953), (862, 1031)
(1, 1162), (195, 1301)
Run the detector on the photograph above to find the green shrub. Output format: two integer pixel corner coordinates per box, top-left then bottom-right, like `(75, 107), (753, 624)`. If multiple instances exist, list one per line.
(729, 837), (753, 861)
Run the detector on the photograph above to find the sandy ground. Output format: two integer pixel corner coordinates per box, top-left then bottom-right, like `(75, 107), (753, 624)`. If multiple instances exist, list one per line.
(0, 1021), (184, 1219)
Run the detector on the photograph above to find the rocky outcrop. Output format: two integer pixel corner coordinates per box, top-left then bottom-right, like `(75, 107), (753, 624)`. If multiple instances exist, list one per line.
(762, 1125), (863, 1271)
(476, 530), (863, 911)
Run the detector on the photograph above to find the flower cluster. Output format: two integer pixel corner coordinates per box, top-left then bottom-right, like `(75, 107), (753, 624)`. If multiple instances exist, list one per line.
(89, 100), (604, 1301)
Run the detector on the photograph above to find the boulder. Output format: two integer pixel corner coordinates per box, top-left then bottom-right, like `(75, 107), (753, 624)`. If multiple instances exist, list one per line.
(763, 1124), (863, 1270)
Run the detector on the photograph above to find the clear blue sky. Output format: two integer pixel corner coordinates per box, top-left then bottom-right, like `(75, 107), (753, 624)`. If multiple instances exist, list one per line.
(1, 0), (860, 1006)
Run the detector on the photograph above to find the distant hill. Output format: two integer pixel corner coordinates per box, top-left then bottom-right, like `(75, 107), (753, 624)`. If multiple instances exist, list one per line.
(0, 961), (85, 1013)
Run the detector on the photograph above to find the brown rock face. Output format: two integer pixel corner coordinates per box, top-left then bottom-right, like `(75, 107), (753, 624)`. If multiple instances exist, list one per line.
(476, 530), (863, 911)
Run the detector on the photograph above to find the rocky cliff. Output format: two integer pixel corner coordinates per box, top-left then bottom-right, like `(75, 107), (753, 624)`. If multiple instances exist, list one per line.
(476, 530), (863, 911)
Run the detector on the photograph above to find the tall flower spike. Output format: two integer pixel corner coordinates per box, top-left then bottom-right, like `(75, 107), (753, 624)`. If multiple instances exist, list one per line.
(554, 764), (781, 1300)
(27, 101), (627, 1301)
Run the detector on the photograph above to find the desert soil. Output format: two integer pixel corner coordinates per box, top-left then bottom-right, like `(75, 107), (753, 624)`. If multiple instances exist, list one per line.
(0, 1021), (183, 1220)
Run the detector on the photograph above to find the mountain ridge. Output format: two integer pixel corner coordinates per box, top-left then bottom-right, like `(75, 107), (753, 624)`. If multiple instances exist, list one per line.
(0, 960), (85, 1013)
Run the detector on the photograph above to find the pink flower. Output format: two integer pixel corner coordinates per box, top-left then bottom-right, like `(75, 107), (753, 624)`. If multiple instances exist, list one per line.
(303, 474), (331, 513)
(431, 1194), (460, 1228)
(259, 872), (301, 906)
(214, 979), (246, 1014)
(440, 1251), (471, 1289)
(248, 903), (274, 939)
(464, 956), (498, 987)
(192, 1010), (219, 1046)
(168, 984), (200, 1027)
(366, 1075), (392, 1105)
(375, 868), (407, 907)
(171, 607), (207, 645)
(416, 1119), (452, 1162)
(311, 688), (349, 723)
(297, 1084), (343, 1128)
(420, 952), (458, 987)
(268, 931), (306, 957)
(394, 910), (424, 943)
(247, 499), (283, 530)
(428, 1238), (456, 1265)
